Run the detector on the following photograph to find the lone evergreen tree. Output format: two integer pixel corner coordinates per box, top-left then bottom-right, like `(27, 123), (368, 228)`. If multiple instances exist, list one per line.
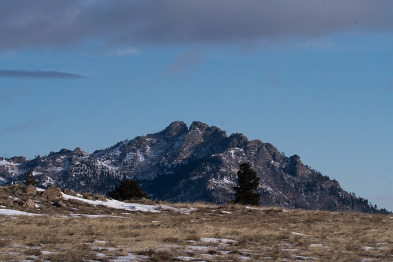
(108, 179), (150, 201)
(233, 163), (261, 206)
(24, 171), (37, 186)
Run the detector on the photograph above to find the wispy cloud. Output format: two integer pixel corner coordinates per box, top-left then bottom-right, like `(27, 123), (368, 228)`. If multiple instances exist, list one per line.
(265, 73), (281, 87)
(2, 118), (50, 134)
(161, 48), (203, 79)
(388, 80), (393, 90)
(0, 1), (392, 50)
(112, 47), (139, 56)
(0, 70), (86, 79)
(1, 86), (30, 104)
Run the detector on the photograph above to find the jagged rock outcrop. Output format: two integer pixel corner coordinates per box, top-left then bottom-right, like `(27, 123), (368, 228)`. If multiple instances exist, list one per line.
(0, 121), (388, 213)
(8, 156), (27, 164)
(288, 155), (308, 179)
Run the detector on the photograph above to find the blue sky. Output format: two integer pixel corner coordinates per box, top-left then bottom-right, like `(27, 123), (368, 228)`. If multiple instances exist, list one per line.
(0, 0), (392, 211)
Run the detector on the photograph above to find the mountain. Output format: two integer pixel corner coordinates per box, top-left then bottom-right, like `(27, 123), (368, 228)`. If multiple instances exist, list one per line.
(0, 121), (388, 213)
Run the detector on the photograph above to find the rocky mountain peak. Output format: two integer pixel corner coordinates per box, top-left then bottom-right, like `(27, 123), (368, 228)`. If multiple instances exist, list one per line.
(7, 156), (27, 164)
(73, 147), (89, 157)
(162, 121), (188, 138)
(227, 133), (249, 147)
(0, 121), (387, 214)
(189, 121), (209, 131)
(59, 149), (72, 154)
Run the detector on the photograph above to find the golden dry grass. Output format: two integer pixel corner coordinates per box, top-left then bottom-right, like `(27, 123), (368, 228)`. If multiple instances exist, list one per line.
(0, 202), (392, 261)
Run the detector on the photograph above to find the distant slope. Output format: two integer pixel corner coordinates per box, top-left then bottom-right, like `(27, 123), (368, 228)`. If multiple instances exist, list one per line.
(0, 121), (389, 213)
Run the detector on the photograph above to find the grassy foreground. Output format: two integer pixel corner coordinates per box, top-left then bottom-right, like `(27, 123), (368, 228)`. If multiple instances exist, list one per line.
(0, 201), (392, 261)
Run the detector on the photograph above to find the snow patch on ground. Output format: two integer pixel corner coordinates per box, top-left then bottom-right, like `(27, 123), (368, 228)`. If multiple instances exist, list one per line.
(188, 245), (210, 251)
(70, 214), (128, 218)
(174, 256), (198, 261)
(245, 206), (264, 211)
(292, 255), (316, 260)
(200, 238), (237, 245)
(0, 209), (42, 216)
(292, 232), (307, 236)
(310, 244), (329, 248)
(41, 251), (55, 255)
(62, 193), (161, 213)
(61, 193), (196, 214)
(159, 205), (196, 214)
(93, 240), (108, 245)
(113, 253), (140, 261)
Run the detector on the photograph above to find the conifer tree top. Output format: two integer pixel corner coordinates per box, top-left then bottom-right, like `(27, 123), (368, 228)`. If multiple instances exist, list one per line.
(24, 171), (37, 186)
(108, 179), (150, 201)
(233, 163), (261, 206)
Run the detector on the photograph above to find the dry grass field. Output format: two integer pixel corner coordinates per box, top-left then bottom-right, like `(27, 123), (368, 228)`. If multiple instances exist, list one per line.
(0, 199), (392, 261)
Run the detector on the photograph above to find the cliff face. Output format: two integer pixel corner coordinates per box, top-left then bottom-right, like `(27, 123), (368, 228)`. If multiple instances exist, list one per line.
(0, 121), (385, 213)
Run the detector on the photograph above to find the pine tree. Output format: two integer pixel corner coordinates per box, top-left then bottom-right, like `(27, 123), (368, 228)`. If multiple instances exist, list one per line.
(108, 179), (150, 201)
(233, 163), (261, 206)
(24, 171), (37, 186)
